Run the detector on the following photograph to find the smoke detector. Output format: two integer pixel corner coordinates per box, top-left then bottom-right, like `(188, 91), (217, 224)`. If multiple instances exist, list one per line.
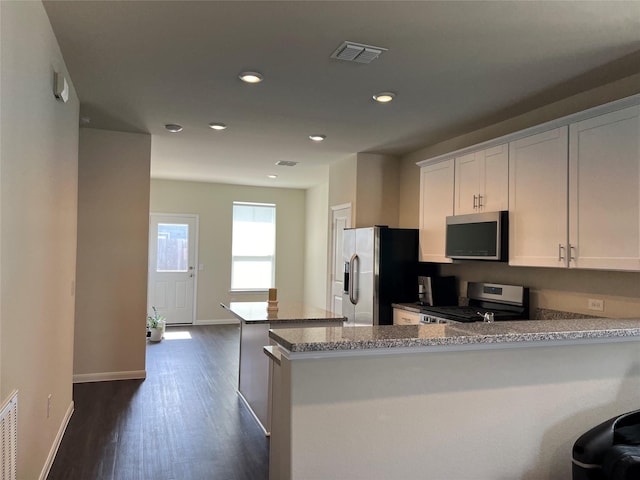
(275, 161), (298, 167)
(331, 41), (387, 64)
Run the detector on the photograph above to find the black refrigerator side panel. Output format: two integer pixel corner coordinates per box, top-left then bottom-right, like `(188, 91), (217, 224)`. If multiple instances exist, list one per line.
(377, 228), (419, 325)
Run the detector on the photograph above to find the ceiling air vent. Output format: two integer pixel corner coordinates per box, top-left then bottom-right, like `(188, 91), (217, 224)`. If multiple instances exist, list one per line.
(275, 161), (298, 167)
(331, 41), (387, 64)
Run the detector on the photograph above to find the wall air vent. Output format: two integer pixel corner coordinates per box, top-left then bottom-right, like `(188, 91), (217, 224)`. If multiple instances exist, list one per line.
(275, 161), (298, 167)
(330, 41), (387, 64)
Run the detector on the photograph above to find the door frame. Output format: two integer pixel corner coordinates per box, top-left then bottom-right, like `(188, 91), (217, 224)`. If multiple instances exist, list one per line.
(327, 203), (352, 313)
(148, 212), (199, 325)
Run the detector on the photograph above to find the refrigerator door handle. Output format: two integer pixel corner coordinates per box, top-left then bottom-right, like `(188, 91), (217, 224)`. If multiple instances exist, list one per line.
(349, 253), (359, 305)
(343, 262), (350, 294)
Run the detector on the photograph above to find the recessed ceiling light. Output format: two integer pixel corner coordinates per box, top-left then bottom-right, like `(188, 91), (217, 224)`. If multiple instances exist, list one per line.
(209, 122), (227, 130)
(267, 174), (278, 179)
(165, 124), (183, 133)
(373, 92), (396, 103)
(239, 71), (263, 83)
(309, 134), (326, 142)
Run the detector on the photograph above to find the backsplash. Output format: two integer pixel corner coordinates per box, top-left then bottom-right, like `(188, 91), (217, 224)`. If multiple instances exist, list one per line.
(438, 261), (640, 319)
(531, 288), (640, 319)
(458, 295), (602, 320)
(533, 308), (597, 320)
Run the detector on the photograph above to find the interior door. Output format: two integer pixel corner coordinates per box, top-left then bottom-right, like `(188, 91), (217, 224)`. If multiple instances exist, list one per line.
(329, 204), (351, 314)
(148, 213), (197, 324)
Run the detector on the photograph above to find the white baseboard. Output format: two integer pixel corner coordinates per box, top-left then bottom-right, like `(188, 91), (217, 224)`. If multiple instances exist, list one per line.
(39, 399), (74, 480)
(72, 370), (146, 384)
(237, 390), (269, 436)
(194, 318), (239, 325)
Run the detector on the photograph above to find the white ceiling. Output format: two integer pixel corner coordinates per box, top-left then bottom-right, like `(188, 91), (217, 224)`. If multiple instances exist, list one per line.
(43, 1), (640, 189)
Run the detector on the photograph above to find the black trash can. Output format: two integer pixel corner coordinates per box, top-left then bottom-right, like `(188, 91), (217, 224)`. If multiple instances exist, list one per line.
(573, 409), (640, 480)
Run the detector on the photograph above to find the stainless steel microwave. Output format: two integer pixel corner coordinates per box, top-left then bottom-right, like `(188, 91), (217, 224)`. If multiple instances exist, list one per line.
(445, 211), (508, 261)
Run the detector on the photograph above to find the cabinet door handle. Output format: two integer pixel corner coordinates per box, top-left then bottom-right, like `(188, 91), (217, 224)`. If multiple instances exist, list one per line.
(569, 244), (576, 262)
(473, 195), (478, 209)
(558, 244), (565, 261)
(478, 194), (483, 208)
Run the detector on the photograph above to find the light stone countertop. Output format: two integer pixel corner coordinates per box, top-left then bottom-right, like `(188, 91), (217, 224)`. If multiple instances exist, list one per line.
(268, 318), (640, 353)
(391, 302), (423, 313)
(392, 302), (600, 321)
(221, 301), (346, 324)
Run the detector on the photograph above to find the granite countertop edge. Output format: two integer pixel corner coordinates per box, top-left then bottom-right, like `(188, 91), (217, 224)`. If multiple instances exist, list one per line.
(220, 302), (346, 324)
(244, 316), (346, 325)
(269, 320), (640, 353)
(392, 303), (423, 313)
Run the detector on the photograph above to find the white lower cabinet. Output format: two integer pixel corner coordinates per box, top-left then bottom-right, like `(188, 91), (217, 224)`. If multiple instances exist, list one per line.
(393, 308), (421, 325)
(419, 159), (454, 263)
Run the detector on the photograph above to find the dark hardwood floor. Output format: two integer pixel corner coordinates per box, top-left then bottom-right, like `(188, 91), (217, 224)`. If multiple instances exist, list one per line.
(48, 325), (269, 480)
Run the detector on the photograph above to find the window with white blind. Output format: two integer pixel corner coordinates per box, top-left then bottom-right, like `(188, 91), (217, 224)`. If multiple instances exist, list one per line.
(231, 202), (276, 291)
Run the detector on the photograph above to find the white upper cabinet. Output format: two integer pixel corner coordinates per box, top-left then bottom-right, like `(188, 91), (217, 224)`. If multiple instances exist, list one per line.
(568, 105), (640, 271)
(418, 94), (640, 271)
(419, 160), (454, 263)
(454, 152), (478, 215)
(508, 127), (569, 268)
(454, 144), (508, 215)
(508, 105), (640, 271)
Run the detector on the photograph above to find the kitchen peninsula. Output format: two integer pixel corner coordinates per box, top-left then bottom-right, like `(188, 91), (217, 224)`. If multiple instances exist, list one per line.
(268, 319), (640, 479)
(220, 302), (345, 434)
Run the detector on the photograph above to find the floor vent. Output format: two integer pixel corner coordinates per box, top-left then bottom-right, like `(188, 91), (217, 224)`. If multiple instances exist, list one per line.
(330, 41), (387, 64)
(0, 391), (18, 480)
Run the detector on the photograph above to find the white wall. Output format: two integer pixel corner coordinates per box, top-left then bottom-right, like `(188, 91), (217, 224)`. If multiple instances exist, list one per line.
(0, 2), (79, 477)
(328, 154), (357, 210)
(328, 153), (401, 228)
(355, 153), (400, 228)
(150, 179), (306, 321)
(74, 128), (151, 381)
(303, 182), (329, 309)
(280, 340), (640, 479)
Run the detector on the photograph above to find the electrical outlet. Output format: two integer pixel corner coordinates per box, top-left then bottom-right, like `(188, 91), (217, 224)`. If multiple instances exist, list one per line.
(47, 394), (52, 418)
(588, 298), (604, 312)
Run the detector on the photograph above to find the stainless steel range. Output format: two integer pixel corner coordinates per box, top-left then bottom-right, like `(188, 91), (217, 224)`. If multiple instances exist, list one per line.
(419, 282), (529, 324)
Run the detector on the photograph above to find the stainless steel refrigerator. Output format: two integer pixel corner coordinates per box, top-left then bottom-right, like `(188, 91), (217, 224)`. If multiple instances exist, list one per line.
(342, 226), (418, 326)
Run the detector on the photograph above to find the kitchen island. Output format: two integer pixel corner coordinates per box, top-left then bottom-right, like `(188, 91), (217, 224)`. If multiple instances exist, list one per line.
(268, 318), (640, 479)
(220, 302), (345, 434)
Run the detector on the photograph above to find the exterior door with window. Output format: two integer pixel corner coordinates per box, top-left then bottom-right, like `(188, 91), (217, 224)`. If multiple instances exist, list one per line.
(148, 214), (197, 324)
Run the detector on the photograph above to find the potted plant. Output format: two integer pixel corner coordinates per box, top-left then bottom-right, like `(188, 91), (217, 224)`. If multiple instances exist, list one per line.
(147, 306), (166, 342)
